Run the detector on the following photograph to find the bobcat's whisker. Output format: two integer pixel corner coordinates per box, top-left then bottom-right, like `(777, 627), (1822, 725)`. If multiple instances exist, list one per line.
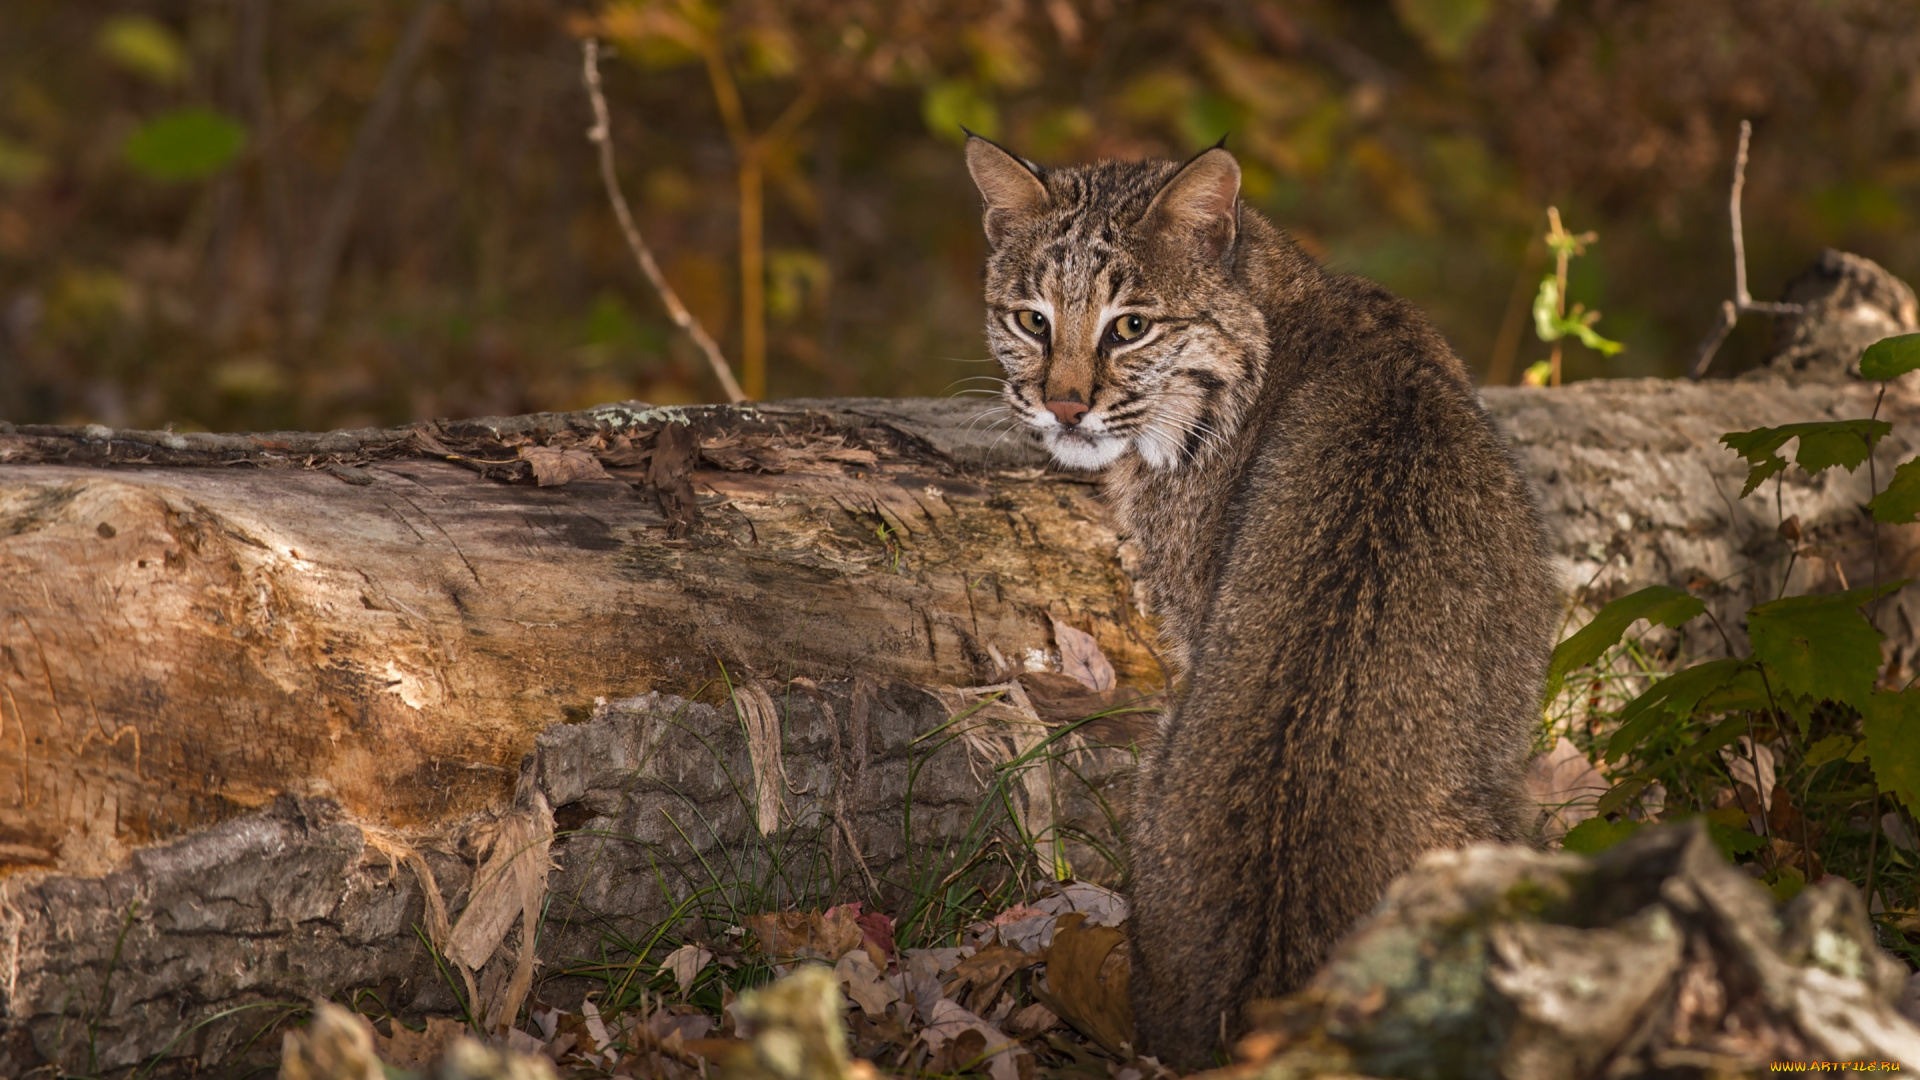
(960, 406), (1013, 436)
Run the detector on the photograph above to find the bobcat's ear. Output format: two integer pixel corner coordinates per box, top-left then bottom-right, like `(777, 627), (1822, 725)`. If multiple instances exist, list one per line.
(966, 134), (1048, 245)
(1143, 147), (1241, 264)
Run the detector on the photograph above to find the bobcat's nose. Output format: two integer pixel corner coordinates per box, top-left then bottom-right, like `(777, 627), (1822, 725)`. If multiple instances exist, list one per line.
(1045, 400), (1090, 426)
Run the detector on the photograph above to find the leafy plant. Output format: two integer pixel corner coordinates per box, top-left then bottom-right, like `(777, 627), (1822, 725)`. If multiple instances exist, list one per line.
(1524, 207), (1624, 387)
(122, 108), (247, 183)
(1547, 330), (1920, 935)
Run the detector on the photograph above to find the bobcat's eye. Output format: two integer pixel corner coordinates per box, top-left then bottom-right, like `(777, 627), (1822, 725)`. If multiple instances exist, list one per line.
(1014, 310), (1049, 337)
(1109, 314), (1149, 342)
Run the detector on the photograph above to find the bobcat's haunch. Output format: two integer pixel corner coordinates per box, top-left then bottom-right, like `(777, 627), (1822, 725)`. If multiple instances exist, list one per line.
(965, 137), (1555, 1066)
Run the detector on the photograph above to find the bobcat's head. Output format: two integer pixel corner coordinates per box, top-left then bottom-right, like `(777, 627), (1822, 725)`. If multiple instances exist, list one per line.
(966, 137), (1268, 472)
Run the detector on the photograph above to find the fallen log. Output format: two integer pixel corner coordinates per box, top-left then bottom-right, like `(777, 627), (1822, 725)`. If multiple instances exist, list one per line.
(3, 375), (1919, 1075)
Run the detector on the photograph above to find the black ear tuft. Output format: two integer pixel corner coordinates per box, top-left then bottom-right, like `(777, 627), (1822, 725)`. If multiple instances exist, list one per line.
(1143, 146), (1242, 264)
(965, 135), (1050, 245)
(1211, 132), (1230, 151)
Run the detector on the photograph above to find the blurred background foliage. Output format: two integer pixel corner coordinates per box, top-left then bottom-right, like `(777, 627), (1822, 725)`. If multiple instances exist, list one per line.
(2, 0), (1918, 431)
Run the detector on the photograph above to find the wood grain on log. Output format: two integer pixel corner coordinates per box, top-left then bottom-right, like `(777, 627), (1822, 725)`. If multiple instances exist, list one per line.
(0, 400), (1158, 877)
(4, 377), (1920, 1074)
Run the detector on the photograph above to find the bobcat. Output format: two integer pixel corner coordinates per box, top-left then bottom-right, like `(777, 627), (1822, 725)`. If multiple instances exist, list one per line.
(965, 136), (1556, 1065)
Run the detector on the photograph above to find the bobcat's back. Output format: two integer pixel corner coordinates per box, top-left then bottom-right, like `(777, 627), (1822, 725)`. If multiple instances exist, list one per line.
(964, 138), (1556, 1066)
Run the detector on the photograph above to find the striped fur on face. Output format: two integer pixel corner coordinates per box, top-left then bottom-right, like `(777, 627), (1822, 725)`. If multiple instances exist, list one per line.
(968, 143), (1268, 472)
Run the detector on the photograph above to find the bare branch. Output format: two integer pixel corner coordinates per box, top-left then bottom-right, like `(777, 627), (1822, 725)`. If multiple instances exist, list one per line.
(1730, 120), (1754, 309)
(1690, 120), (1803, 379)
(582, 39), (747, 404)
(293, 0), (444, 342)
(1688, 300), (1739, 380)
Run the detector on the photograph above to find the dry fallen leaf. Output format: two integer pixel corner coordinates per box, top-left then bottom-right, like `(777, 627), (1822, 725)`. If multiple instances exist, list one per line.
(976, 904), (1055, 953)
(1526, 736), (1610, 841)
(1005, 1002), (1061, 1039)
(663, 942), (715, 996)
(1884, 812), (1919, 853)
(1721, 736), (1778, 814)
(852, 905), (896, 967)
(374, 1016), (468, 1071)
(1042, 881), (1129, 927)
(1034, 913), (1133, 1058)
(518, 444), (613, 487)
(446, 792), (556, 1033)
(918, 997), (1023, 1080)
(944, 944), (1039, 1015)
(648, 422), (702, 538)
(835, 950), (900, 1017)
(746, 907), (865, 964)
(1051, 617), (1116, 692)
(579, 998), (615, 1068)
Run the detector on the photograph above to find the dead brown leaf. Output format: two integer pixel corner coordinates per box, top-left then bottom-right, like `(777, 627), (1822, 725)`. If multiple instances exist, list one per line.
(596, 432), (651, 468)
(518, 444), (613, 487)
(662, 942), (714, 996)
(745, 907), (865, 963)
(648, 422), (701, 538)
(1051, 618), (1116, 692)
(918, 998), (1023, 1080)
(1526, 736), (1609, 841)
(1033, 913), (1133, 1058)
(943, 944), (1040, 1016)
(1004, 1002), (1060, 1039)
(374, 1016), (468, 1071)
(446, 791), (556, 1034)
(1017, 672), (1159, 742)
(835, 950), (900, 1017)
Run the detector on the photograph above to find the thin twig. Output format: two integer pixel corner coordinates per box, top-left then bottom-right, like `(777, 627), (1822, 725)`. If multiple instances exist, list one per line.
(294, 0), (444, 341)
(1690, 120), (1803, 379)
(581, 39), (747, 404)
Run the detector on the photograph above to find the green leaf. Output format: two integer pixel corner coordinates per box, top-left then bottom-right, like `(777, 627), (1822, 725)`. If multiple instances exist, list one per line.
(1561, 817), (1641, 854)
(1796, 421), (1892, 473)
(99, 15), (188, 84)
(1705, 819), (1768, 860)
(1566, 319), (1625, 356)
(1862, 689), (1920, 818)
(1532, 276), (1562, 343)
(124, 108), (247, 182)
(1768, 688), (1817, 737)
(1869, 457), (1920, 524)
(1765, 864), (1807, 902)
(923, 81), (998, 143)
(1391, 0), (1493, 60)
(1602, 657), (1746, 763)
(1657, 714), (1749, 772)
(1859, 332), (1920, 380)
(1803, 733), (1857, 770)
(1547, 586), (1706, 703)
(1747, 582), (1904, 713)
(1593, 778), (1647, 819)
(1720, 420), (1892, 496)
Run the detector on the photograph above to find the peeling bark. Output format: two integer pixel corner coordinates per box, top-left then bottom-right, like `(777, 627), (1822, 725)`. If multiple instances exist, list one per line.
(2, 378), (1919, 1074)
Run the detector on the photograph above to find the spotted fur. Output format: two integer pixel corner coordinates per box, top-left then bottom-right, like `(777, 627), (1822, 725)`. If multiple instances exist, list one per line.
(966, 138), (1557, 1065)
